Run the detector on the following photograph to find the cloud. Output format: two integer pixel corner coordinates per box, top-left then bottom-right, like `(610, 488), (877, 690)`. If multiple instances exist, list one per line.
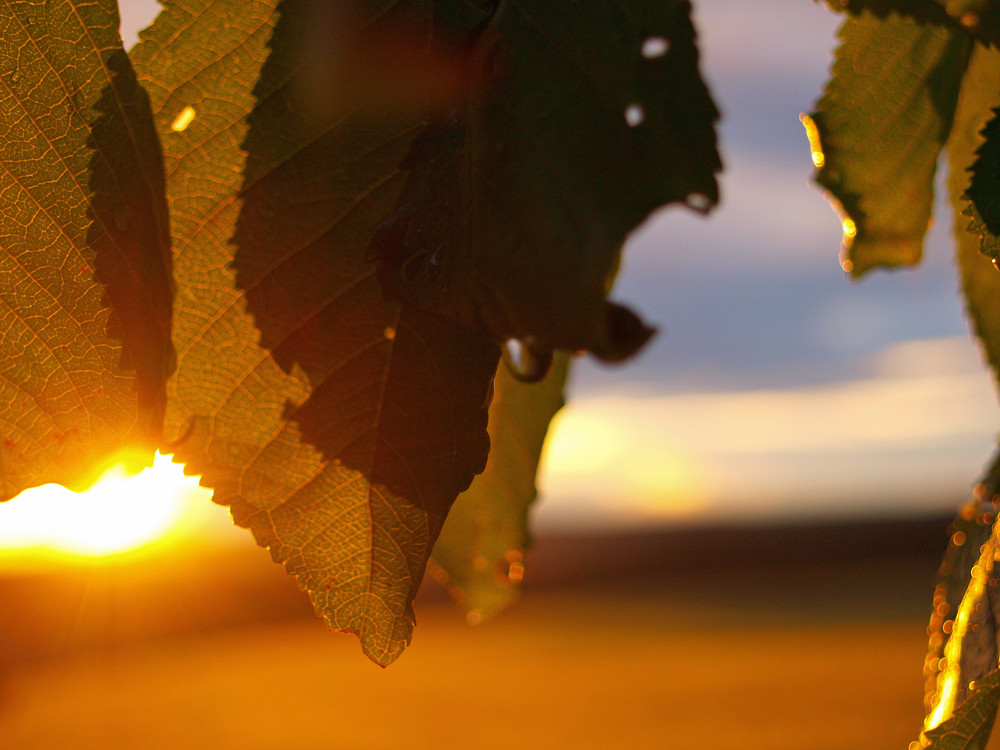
(535, 338), (999, 528)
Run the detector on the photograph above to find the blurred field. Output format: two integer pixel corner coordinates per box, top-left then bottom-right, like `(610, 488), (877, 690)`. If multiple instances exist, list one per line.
(0, 516), (951, 749)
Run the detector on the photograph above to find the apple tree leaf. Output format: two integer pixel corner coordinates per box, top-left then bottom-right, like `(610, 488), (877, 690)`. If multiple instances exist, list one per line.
(0, 0), (172, 498)
(809, 6), (970, 275)
(923, 462), (1000, 727)
(430, 352), (570, 620)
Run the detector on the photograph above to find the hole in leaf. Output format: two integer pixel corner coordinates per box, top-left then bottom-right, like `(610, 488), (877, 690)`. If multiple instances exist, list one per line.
(641, 36), (670, 58)
(170, 105), (196, 132)
(624, 103), (645, 127)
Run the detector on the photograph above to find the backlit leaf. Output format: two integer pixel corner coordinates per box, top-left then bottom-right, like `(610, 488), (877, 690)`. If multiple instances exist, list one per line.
(923, 669), (1000, 749)
(370, 0), (719, 362)
(809, 7), (970, 275)
(0, 0), (172, 498)
(430, 352), (570, 619)
(923, 482), (1000, 727)
(924, 45), (1000, 743)
(132, 0), (501, 665)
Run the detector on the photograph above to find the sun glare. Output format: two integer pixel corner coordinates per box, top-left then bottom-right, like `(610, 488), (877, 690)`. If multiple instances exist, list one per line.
(540, 406), (712, 523)
(0, 452), (211, 560)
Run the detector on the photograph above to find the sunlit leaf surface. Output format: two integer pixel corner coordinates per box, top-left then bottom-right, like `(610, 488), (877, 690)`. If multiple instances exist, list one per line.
(430, 353), (570, 620)
(810, 6), (970, 275)
(923, 669), (1000, 749)
(0, 0), (172, 498)
(923, 491), (1000, 731)
(917, 44), (1000, 744)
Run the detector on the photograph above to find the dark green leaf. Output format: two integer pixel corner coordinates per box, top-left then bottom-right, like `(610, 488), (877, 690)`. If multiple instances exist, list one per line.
(0, 0), (172, 498)
(430, 352), (570, 619)
(923, 669), (1000, 749)
(947, 43), (1000, 393)
(965, 107), (1000, 259)
(371, 0), (719, 361)
(924, 486), (1000, 724)
(809, 7), (970, 275)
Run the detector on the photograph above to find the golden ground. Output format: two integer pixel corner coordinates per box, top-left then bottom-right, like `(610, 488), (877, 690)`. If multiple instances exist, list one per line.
(0, 519), (948, 749)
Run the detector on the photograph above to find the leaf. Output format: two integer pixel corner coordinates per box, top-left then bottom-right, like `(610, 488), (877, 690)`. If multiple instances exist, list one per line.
(369, 0), (720, 362)
(132, 0), (505, 665)
(430, 352), (570, 620)
(0, 1), (172, 498)
(947, 42), (1000, 394)
(924, 483), (1000, 724)
(923, 669), (1000, 749)
(809, 6), (971, 276)
(965, 107), (1000, 259)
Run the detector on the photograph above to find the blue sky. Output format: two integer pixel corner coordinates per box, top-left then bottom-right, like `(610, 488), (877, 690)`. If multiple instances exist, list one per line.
(119, 2), (1000, 529)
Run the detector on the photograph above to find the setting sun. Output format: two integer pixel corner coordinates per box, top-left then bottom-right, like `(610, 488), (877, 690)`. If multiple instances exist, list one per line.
(0, 452), (212, 560)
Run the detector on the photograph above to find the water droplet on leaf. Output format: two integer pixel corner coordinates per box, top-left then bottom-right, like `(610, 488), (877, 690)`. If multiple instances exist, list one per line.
(502, 338), (553, 383)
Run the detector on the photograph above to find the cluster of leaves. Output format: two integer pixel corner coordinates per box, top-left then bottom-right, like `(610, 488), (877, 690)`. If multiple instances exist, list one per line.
(16, 0), (1000, 740)
(0, 0), (720, 665)
(810, 0), (1000, 745)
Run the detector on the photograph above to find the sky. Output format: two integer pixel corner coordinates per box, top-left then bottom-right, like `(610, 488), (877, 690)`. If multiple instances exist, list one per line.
(116, 1), (1000, 531)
